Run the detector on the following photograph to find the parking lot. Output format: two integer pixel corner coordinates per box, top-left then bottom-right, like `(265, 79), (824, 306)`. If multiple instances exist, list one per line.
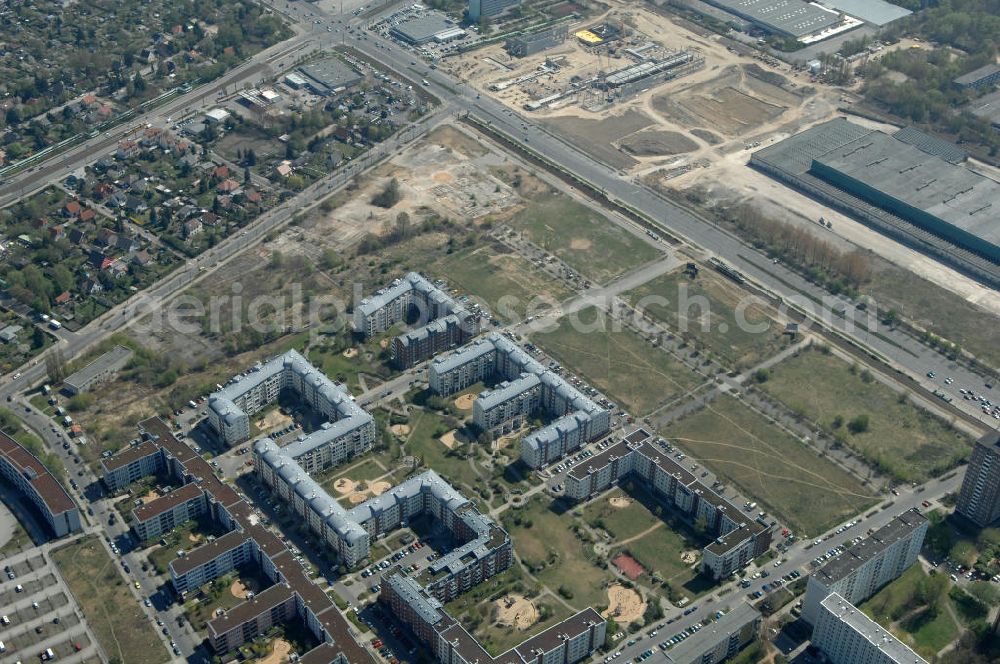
(0, 547), (101, 663)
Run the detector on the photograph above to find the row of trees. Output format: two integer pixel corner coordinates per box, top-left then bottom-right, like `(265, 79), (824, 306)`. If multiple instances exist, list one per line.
(717, 201), (872, 293)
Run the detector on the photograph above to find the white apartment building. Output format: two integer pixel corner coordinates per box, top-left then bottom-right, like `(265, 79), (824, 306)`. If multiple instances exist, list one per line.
(812, 593), (927, 664)
(803, 510), (928, 624)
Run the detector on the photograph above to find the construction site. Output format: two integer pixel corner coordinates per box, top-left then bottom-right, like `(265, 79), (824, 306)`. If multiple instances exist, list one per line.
(443, 5), (707, 114)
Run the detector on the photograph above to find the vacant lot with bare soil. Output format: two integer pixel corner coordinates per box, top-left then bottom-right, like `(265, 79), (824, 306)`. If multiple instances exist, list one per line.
(618, 129), (698, 156)
(652, 66), (794, 138)
(539, 109), (654, 170)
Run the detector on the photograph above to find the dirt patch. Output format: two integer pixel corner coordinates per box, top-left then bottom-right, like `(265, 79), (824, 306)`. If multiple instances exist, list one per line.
(334, 478), (356, 495)
(230, 577), (259, 600)
(569, 238), (593, 251)
(454, 393), (476, 410)
(257, 409), (292, 432)
(652, 68), (790, 138)
(690, 128), (722, 145)
(680, 550), (699, 565)
(494, 594), (539, 631)
(259, 638), (291, 664)
(539, 109), (654, 170)
(440, 429), (459, 450)
(495, 431), (520, 451)
(390, 424), (411, 436)
(349, 492), (369, 504)
(609, 496), (633, 508)
(432, 171), (454, 183)
(342, 348), (358, 358)
(370, 481), (392, 496)
(426, 125), (489, 158)
(619, 129), (698, 156)
(141, 490), (159, 504)
(188, 534), (201, 543)
(379, 338), (389, 349)
(601, 584), (647, 624)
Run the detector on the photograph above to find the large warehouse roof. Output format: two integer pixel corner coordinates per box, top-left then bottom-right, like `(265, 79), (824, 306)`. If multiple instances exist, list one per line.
(703, 0), (841, 38)
(750, 117), (872, 175)
(814, 0), (911, 27)
(752, 118), (1000, 269)
(812, 131), (1000, 248)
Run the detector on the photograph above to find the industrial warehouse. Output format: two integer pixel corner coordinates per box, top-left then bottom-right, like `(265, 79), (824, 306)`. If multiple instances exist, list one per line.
(751, 118), (1000, 286)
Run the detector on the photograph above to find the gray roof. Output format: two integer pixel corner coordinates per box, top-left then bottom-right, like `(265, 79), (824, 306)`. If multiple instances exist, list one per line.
(0, 325), (22, 342)
(299, 57), (363, 92)
(356, 272), (432, 318)
(811, 129), (1000, 247)
(966, 88), (1000, 126)
(477, 373), (541, 410)
(347, 470), (466, 524)
(812, 510), (927, 586)
(893, 126), (968, 164)
(430, 337), (496, 374)
(386, 573), (444, 626)
(64, 345), (133, 389)
(751, 117), (873, 176)
(702, 0), (840, 38)
(813, 0), (910, 26)
(954, 63), (1000, 87)
(663, 602), (760, 663)
(390, 14), (456, 43)
(209, 349), (366, 435)
(817, 593), (928, 664)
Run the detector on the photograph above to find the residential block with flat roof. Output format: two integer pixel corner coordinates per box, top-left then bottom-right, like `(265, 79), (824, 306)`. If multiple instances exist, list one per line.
(354, 272), (479, 368)
(802, 509), (928, 624)
(957, 431), (1000, 527)
(662, 602), (760, 664)
(430, 332), (610, 469)
(812, 592), (928, 664)
(565, 429), (770, 579)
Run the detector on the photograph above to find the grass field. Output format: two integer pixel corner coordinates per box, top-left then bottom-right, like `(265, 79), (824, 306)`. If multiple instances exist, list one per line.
(507, 192), (660, 284)
(661, 394), (878, 537)
(52, 535), (169, 664)
(0, 517), (33, 556)
(503, 497), (614, 610)
(869, 264), (1000, 370)
(584, 489), (700, 587)
(442, 565), (574, 656)
(533, 307), (705, 415)
(761, 347), (972, 482)
(625, 270), (786, 371)
(430, 243), (573, 323)
(316, 458), (390, 495)
(861, 565), (959, 658)
(401, 407), (483, 491)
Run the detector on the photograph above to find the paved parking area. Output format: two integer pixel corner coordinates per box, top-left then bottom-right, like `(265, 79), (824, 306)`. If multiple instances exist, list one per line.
(0, 545), (104, 663)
